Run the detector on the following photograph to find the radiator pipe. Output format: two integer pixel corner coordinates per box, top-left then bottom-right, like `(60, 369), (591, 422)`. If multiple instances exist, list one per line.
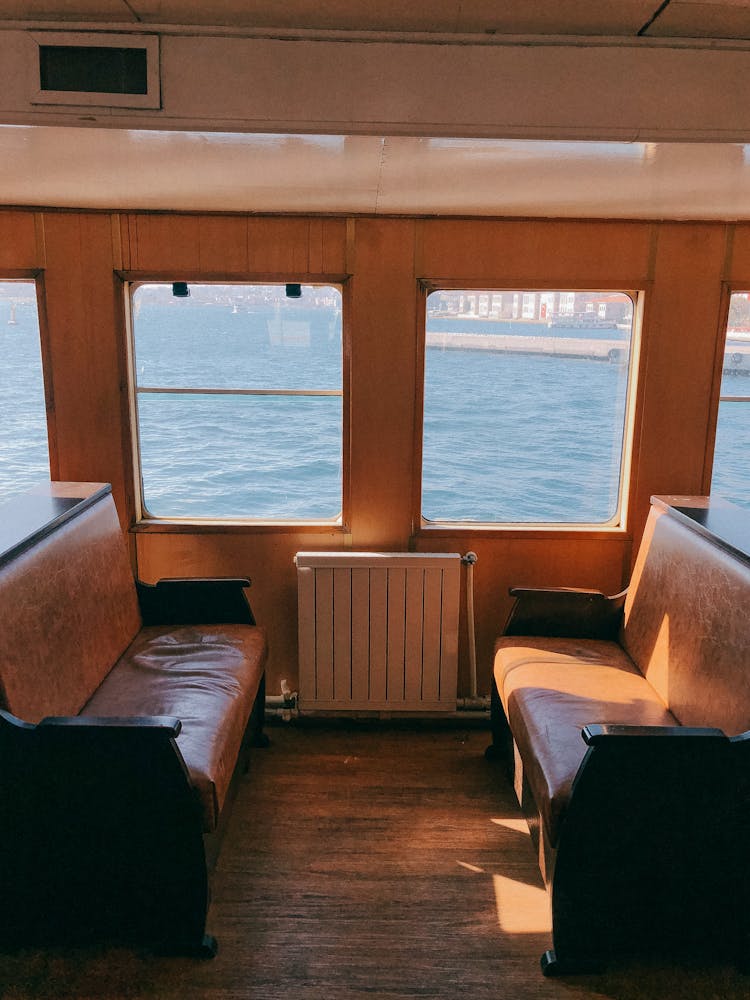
(456, 696), (490, 712)
(461, 551), (479, 701)
(265, 679), (299, 720)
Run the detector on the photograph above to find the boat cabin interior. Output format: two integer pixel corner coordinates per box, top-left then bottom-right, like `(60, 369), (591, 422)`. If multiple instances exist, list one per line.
(0, 2), (749, 997)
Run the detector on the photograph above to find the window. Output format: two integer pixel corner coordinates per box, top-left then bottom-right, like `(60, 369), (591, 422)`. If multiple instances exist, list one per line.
(712, 293), (750, 509)
(422, 289), (636, 525)
(130, 282), (343, 521)
(0, 281), (49, 503)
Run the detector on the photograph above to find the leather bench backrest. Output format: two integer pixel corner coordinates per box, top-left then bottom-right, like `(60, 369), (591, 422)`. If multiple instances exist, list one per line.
(622, 505), (750, 735)
(0, 494), (142, 723)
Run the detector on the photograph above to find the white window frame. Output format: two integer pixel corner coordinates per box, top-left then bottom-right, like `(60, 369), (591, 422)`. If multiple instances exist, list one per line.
(711, 290), (750, 506)
(126, 279), (346, 526)
(419, 285), (642, 531)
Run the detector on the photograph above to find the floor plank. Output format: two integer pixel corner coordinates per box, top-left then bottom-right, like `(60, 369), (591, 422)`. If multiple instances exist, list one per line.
(0, 721), (746, 999)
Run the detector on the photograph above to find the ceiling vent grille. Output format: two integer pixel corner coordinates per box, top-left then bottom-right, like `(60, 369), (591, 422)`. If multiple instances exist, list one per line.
(30, 32), (160, 109)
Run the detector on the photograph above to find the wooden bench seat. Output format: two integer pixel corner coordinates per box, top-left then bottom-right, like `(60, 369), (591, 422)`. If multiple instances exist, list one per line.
(0, 483), (268, 956)
(487, 495), (750, 975)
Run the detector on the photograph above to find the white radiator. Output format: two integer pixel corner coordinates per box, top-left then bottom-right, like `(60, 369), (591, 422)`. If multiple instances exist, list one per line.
(295, 552), (461, 712)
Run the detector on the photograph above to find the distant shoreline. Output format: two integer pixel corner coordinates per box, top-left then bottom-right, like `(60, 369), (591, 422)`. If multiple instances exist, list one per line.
(426, 331), (628, 362)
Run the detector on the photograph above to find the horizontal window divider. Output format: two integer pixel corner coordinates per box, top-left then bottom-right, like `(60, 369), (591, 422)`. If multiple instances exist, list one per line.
(132, 518), (346, 534)
(416, 525), (631, 540)
(136, 386), (342, 397)
(720, 395), (750, 403)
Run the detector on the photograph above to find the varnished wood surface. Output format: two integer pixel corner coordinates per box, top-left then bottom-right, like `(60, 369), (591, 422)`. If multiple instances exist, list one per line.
(0, 483), (109, 568)
(0, 721), (746, 999)
(4, 206), (742, 698)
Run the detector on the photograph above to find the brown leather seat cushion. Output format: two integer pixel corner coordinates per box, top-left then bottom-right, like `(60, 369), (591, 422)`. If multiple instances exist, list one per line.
(82, 624), (267, 831)
(494, 636), (677, 846)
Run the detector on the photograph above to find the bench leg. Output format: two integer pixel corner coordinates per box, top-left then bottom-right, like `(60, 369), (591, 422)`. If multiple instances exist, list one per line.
(541, 949), (606, 977)
(247, 672), (270, 750)
(484, 678), (510, 761)
(156, 933), (218, 959)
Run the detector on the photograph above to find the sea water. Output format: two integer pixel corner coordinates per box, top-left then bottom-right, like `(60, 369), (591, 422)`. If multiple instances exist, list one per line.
(1, 297), (748, 516)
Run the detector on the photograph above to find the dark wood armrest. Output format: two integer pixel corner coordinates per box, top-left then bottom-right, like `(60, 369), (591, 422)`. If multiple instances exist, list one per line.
(136, 577), (257, 626)
(39, 715), (182, 737)
(582, 723), (726, 745)
(503, 586), (626, 639)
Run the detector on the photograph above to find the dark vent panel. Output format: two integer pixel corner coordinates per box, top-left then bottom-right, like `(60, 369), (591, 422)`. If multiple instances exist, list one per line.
(39, 45), (148, 95)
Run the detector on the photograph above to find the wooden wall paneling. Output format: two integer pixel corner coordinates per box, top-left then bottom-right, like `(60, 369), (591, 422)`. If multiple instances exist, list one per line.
(348, 218), (418, 549)
(2, 206), (728, 703)
(629, 222), (728, 544)
(109, 214), (124, 272)
(130, 214), (202, 272)
(40, 211), (130, 520)
(727, 222), (750, 283)
(246, 217), (314, 274)
(0, 209), (41, 270)
(119, 216), (348, 279)
(123, 213), (137, 271)
(320, 218), (349, 275)
(198, 216), (249, 273)
(414, 534), (629, 699)
(418, 218), (653, 286)
(307, 218), (325, 275)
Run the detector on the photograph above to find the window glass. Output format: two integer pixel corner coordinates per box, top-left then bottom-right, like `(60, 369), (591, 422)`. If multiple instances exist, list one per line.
(712, 293), (750, 510)
(131, 283), (343, 520)
(422, 289), (635, 524)
(0, 281), (49, 503)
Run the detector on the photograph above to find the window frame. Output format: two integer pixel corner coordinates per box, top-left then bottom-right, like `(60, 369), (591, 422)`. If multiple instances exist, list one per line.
(414, 281), (643, 537)
(706, 285), (750, 505)
(124, 275), (350, 531)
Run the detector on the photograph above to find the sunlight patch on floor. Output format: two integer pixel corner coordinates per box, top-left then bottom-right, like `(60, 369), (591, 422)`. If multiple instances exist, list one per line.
(490, 817), (528, 833)
(493, 874), (550, 934)
(456, 860), (485, 873)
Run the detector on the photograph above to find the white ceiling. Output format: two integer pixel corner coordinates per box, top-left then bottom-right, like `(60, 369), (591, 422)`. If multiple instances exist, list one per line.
(4, 4), (750, 218)
(4, 126), (750, 220)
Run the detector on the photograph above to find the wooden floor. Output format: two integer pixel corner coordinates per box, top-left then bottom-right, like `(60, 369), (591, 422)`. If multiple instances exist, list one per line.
(0, 720), (746, 999)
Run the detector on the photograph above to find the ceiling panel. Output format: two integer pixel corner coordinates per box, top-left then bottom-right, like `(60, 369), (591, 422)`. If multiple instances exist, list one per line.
(647, 1), (750, 39)
(0, 2), (134, 21)
(3, 124), (750, 220)
(0, 1), (659, 36)
(438, 2), (655, 37)
(128, 1), (469, 32)
(125, 2), (654, 36)
(5, 1), (750, 42)
(377, 138), (750, 219)
(0, 126), (384, 213)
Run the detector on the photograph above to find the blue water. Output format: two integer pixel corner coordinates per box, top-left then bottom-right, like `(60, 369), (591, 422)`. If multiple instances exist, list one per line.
(0, 295), (50, 500)
(132, 294), (343, 518)
(1, 293), (748, 518)
(423, 347), (630, 522)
